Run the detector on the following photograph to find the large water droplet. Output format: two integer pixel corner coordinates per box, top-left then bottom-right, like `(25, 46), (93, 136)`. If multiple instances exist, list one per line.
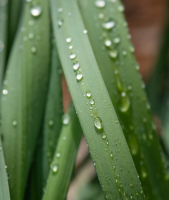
(30, 5), (42, 17)
(2, 89), (8, 95)
(0, 41), (4, 52)
(109, 50), (118, 58)
(70, 53), (77, 60)
(95, 0), (106, 8)
(119, 92), (130, 112)
(63, 113), (70, 125)
(94, 117), (102, 130)
(102, 21), (115, 30)
(73, 62), (80, 71)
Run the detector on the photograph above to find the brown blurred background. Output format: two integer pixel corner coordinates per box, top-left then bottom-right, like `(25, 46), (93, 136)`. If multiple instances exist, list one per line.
(66, 0), (168, 199)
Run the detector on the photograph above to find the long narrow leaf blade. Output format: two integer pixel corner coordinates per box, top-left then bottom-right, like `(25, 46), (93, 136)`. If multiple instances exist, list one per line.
(43, 103), (82, 200)
(0, 139), (10, 200)
(78, 0), (169, 199)
(1, 0), (50, 199)
(51, 0), (145, 199)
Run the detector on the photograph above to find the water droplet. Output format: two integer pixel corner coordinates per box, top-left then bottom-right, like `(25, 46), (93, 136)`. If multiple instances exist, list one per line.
(48, 120), (54, 126)
(23, 36), (28, 41)
(58, 20), (63, 27)
(69, 46), (73, 49)
(135, 64), (140, 70)
(28, 20), (34, 26)
(52, 164), (58, 173)
(102, 133), (107, 139)
(58, 7), (63, 12)
(0, 41), (4, 52)
(66, 37), (72, 43)
(56, 153), (61, 157)
(109, 50), (118, 58)
(70, 53), (77, 60)
(73, 62), (80, 71)
(94, 117), (102, 130)
(2, 89), (8, 95)
(95, 0), (106, 8)
(28, 33), (34, 39)
(120, 92), (130, 112)
(63, 136), (66, 140)
(12, 120), (17, 126)
(63, 113), (70, 125)
(31, 46), (36, 53)
(21, 26), (26, 32)
(129, 134), (138, 155)
(114, 37), (120, 43)
(83, 30), (87, 34)
(142, 170), (147, 178)
(26, 0), (31, 2)
(118, 5), (124, 12)
(98, 13), (104, 19)
(3, 80), (8, 85)
(86, 91), (92, 98)
(90, 99), (95, 105)
(30, 5), (42, 17)
(129, 46), (134, 53)
(104, 39), (112, 47)
(76, 73), (83, 81)
(102, 21), (115, 30)
(122, 50), (127, 56)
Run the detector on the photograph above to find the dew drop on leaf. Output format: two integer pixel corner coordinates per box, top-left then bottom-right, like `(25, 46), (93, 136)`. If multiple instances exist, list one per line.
(2, 89), (8, 95)
(76, 73), (83, 81)
(12, 120), (17, 127)
(86, 91), (92, 98)
(48, 120), (54, 127)
(28, 33), (34, 39)
(102, 133), (107, 139)
(30, 5), (42, 17)
(104, 39), (111, 47)
(109, 50), (118, 58)
(66, 37), (72, 43)
(70, 53), (77, 60)
(114, 37), (120, 44)
(63, 113), (70, 125)
(90, 99), (95, 105)
(52, 164), (58, 174)
(118, 5), (124, 12)
(94, 117), (102, 130)
(102, 21), (115, 30)
(31, 46), (37, 53)
(73, 62), (80, 71)
(56, 153), (61, 158)
(95, 0), (106, 8)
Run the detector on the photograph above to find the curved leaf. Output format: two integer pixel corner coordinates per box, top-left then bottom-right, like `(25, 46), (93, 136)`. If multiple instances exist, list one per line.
(51, 0), (145, 199)
(1, 0), (50, 199)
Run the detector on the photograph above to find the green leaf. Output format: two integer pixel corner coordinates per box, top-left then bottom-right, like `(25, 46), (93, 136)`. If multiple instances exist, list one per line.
(50, 0), (145, 199)
(0, 0), (8, 94)
(0, 0), (50, 199)
(27, 41), (63, 200)
(42, 103), (82, 200)
(7, 0), (23, 57)
(78, 0), (169, 199)
(0, 139), (10, 200)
